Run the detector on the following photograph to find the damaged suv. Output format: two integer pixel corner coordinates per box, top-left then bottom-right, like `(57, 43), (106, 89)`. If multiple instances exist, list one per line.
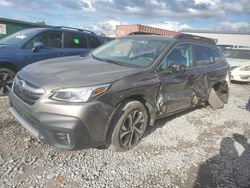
(9, 34), (230, 151)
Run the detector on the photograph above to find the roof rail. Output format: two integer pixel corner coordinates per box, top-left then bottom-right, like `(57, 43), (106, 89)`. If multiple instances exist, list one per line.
(128, 32), (160, 36)
(175, 33), (216, 44)
(53, 26), (96, 35)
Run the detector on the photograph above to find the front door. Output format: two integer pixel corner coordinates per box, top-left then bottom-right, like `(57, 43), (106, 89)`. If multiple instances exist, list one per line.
(19, 31), (64, 67)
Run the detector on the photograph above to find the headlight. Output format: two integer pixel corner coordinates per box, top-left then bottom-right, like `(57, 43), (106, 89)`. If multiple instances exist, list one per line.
(51, 84), (110, 102)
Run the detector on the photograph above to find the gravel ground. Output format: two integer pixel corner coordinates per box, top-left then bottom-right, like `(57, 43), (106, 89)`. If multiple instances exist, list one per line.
(0, 83), (250, 188)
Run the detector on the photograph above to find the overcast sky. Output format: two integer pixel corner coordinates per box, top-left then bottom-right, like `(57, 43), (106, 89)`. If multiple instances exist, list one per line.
(0, 0), (250, 36)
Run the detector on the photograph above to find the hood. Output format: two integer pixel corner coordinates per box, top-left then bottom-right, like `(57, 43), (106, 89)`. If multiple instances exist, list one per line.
(226, 58), (250, 67)
(19, 56), (142, 90)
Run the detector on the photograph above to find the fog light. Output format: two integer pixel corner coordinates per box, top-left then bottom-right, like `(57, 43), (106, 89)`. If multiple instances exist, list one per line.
(53, 131), (71, 145)
(39, 135), (44, 139)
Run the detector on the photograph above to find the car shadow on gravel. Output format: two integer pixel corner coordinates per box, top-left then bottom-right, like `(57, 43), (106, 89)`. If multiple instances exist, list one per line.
(193, 133), (250, 188)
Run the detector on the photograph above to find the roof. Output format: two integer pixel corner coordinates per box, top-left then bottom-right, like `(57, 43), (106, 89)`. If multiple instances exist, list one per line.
(0, 24), (98, 36)
(0, 17), (49, 27)
(122, 33), (216, 45)
(182, 30), (250, 35)
(121, 34), (174, 41)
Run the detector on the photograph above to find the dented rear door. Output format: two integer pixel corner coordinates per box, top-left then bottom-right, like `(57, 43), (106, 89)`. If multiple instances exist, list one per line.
(158, 69), (195, 115)
(156, 43), (195, 115)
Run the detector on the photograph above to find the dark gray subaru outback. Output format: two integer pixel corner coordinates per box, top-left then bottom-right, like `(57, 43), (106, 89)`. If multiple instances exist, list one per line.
(9, 34), (230, 151)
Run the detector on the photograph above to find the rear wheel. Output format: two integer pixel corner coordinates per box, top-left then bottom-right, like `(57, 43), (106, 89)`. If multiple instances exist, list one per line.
(109, 100), (148, 152)
(0, 68), (15, 96)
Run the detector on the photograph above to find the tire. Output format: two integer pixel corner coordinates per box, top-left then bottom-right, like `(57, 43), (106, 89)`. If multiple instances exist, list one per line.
(0, 68), (15, 96)
(109, 100), (148, 152)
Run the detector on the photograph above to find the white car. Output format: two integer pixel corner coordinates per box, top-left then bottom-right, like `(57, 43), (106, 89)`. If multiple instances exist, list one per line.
(230, 64), (250, 82)
(223, 49), (250, 83)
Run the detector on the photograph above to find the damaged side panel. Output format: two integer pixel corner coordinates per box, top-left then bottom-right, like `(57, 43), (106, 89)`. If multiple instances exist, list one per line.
(208, 87), (224, 109)
(190, 61), (229, 109)
(206, 63), (230, 109)
(157, 70), (195, 117)
(192, 73), (209, 104)
(156, 89), (166, 116)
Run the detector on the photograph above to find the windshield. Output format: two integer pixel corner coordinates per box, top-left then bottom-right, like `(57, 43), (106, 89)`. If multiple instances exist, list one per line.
(0, 29), (38, 45)
(92, 38), (169, 67)
(224, 50), (250, 60)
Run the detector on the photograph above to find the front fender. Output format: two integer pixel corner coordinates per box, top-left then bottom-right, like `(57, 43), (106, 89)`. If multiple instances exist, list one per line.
(0, 59), (19, 71)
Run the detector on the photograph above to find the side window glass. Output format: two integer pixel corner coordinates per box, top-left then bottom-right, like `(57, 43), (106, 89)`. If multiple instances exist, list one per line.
(194, 45), (213, 66)
(64, 32), (88, 48)
(211, 49), (223, 63)
(88, 35), (101, 48)
(159, 43), (193, 71)
(24, 31), (62, 49)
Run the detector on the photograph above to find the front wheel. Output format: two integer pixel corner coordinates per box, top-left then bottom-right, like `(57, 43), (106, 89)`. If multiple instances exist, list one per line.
(0, 68), (15, 96)
(109, 100), (148, 152)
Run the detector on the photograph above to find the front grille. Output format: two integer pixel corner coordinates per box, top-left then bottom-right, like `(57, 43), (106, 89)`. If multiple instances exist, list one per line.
(13, 76), (45, 105)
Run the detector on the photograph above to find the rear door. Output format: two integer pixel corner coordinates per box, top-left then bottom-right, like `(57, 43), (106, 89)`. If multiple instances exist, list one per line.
(63, 31), (90, 57)
(88, 35), (102, 49)
(157, 43), (196, 115)
(192, 44), (220, 100)
(20, 31), (64, 66)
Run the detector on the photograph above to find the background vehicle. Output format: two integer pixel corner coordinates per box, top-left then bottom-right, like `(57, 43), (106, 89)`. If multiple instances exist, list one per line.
(230, 64), (250, 83)
(223, 49), (250, 82)
(0, 26), (103, 95)
(9, 34), (230, 151)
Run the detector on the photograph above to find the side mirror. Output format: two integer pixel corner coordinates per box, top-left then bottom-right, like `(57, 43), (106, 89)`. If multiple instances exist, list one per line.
(32, 42), (44, 52)
(168, 63), (186, 72)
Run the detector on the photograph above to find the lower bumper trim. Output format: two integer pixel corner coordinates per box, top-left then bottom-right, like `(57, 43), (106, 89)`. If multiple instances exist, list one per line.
(9, 107), (40, 138)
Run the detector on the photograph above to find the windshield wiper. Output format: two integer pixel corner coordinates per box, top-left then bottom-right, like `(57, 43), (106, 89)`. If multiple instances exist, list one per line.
(91, 53), (126, 67)
(101, 58), (127, 67)
(91, 53), (105, 62)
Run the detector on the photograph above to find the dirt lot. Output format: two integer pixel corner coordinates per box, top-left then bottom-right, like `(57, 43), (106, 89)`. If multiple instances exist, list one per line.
(0, 83), (250, 188)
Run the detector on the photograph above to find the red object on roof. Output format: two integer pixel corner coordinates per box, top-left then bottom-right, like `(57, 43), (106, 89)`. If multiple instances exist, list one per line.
(116, 24), (179, 38)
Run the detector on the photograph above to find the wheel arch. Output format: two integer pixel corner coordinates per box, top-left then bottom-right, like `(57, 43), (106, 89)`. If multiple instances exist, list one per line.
(210, 80), (229, 104)
(114, 94), (156, 125)
(104, 94), (156, 147)
(0, 61), (18, 73)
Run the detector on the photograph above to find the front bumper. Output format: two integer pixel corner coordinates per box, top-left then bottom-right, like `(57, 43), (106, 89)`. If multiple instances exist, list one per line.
(230, 74), (250, 82)
(9, 91), (114, 150)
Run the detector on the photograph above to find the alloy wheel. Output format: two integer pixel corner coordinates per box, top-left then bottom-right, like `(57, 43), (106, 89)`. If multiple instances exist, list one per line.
(119, 109), (146, 148)
(0, 72), (15, 96)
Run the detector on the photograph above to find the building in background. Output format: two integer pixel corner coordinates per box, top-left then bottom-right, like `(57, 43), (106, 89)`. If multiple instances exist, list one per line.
(183, 30), (250, 49)
(116, 24), (178, 38)
(0, 17), (47, 39)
